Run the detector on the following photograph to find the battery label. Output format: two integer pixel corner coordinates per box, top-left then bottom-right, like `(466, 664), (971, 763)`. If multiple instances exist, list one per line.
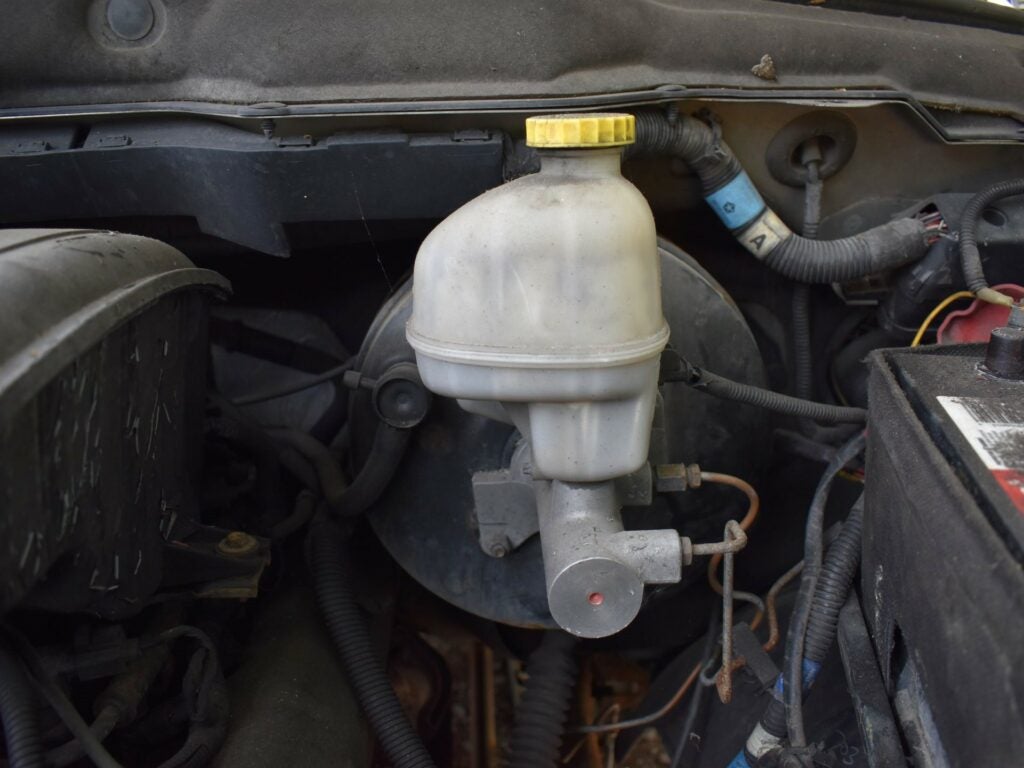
(937, 396), (1024, 515)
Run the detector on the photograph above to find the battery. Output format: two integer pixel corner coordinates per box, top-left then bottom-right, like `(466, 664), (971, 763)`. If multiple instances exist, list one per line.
(865, 343), (1024, 765)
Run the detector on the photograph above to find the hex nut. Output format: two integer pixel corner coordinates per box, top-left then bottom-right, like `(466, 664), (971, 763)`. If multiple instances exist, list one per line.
(654, 463), (702, 493)
(217, 531), (260, 558)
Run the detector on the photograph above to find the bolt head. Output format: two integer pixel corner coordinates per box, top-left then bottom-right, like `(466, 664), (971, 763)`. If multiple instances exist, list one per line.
(217, 531), (259, 558)
(489, 543), (508, 558)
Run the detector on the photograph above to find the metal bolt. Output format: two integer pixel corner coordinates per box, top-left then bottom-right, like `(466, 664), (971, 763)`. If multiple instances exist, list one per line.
(489, 543), (508, 558)
(217, 531), (259, 558)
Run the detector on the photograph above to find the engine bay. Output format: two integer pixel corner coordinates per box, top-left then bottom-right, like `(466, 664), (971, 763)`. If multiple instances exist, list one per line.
(2, 2), (1024, 767)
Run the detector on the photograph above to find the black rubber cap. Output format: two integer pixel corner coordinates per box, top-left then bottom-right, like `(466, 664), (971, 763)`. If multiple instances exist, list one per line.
(106, 0), (155, 40)
(982, 326), (1024, 380)
(373, 362), (431, 428)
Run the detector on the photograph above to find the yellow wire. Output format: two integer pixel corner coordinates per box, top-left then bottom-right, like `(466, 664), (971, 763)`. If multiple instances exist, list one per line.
(837, 469), (865, 484)
(910, 291), (975, 347)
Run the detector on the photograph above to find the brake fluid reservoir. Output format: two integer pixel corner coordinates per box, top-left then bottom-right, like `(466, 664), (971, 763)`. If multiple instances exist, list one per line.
(407, 113), (669, 482)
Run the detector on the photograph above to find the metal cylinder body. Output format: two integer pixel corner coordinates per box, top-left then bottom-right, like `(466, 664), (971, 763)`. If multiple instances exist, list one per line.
(537, 480), (681, 637)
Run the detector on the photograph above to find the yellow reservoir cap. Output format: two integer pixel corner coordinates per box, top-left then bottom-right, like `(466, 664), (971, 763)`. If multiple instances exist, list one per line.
(525, 113), (636, 149)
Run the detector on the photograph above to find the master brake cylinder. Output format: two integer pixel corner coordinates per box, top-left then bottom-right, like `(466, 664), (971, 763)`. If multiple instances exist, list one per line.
(407, 113), (685, 637)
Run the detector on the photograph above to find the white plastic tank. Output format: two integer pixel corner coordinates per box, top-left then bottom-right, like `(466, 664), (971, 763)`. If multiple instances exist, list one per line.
(407, 113), (668, 482)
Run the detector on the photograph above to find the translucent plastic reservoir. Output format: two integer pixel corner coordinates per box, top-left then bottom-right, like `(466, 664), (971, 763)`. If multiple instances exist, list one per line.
(408, 130), (668, 482)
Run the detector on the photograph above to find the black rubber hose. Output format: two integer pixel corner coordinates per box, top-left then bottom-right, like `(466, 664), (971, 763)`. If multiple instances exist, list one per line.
(783, 437), (866, 749)
(633, 111), (929, 284)
(790, 318), (860, 455)
(791, 164), (862, 444)
(12, 636), (122, 768)
(269, 489), (319, 539)
(664, 358), (867, 424)
(310, 521), (437, 768)
(792, 285), (814, 401)
(755, 503), (865, 743)
(959, 178), (1024, 295)
(800, 158), (823, 242)
(804, 501), (864, 665)
(272, 419), (410, 518)
(267, 428), (349, 509)
(505, 632), (578, 768)
(792, 161), (821, 403)
(0, 640), (44, 768)
(765, 219), (927, 284)
(48, 706), (120, 768)
(632, 110), (742, 192)
(760, 696), (788, 741)
(336, 423), (411, 517)
(154, 659), (228, 768)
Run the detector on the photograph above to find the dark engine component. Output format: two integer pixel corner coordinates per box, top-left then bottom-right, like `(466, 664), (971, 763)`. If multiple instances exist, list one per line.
(0, 122), (505, 257)
(505, 631), (577, 768)
(879, 193), (1024, 342)
(311, 519), (436, 768)
(349, 241), (769, 629)
(865, 341), (1024, 765)
(0, 229), (231, 618)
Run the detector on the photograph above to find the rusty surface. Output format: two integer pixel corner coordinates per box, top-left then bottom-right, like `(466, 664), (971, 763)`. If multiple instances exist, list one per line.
(578, 661), (604, 768)
(417, 633), (477, 768)
(415, 626), (519, 768)
(380, 629), (464, 767)
(481, 644), (499, 768)
(618, 728), (672, 768)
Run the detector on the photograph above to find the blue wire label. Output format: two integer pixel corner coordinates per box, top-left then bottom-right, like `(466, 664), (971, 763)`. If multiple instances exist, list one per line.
(705, 172), (766, 231)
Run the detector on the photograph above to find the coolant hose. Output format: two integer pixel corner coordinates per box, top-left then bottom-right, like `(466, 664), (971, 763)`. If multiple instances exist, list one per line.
(310, 520), (437, 768)
(505, 631), (578, 768)
(664, 357), (867, 424)
(632, 111), (929, 283)
(0, 640), (44, 768)
(959, 178), (1024, 306)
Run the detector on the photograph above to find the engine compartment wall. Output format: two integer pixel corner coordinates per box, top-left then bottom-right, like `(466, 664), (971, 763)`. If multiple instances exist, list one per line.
(2, 0), (1024, 121)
